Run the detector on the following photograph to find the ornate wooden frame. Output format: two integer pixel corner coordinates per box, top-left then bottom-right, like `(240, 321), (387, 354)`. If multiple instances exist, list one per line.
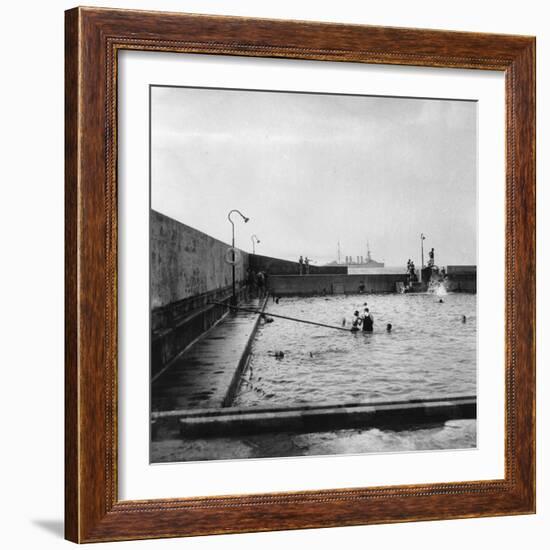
(65, 6), (536, 543)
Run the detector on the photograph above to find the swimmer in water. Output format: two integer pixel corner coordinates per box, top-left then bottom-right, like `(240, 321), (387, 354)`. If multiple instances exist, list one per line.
(386, 323), (392, 332)
(362, 308), (374, 332)
(351, 310), (361, 332)
(439, 298), (444, 303)
(462, 315), (467, 323)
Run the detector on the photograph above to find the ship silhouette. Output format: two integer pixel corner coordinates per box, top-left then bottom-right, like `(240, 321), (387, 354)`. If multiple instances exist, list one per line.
(326, 241), (384, 267)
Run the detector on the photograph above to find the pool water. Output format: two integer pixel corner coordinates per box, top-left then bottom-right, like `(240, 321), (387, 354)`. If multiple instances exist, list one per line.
(233, 293), (476, 407)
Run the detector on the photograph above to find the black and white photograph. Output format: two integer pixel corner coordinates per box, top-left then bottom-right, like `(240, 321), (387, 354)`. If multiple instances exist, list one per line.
(3, 0), (544, 546)
(150, 85), (477, 463)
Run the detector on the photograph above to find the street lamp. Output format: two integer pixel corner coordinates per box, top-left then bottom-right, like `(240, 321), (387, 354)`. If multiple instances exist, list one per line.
(420, 233), (426, 283)
(227, 209), (249, 305)
(251, 234), (260, 255)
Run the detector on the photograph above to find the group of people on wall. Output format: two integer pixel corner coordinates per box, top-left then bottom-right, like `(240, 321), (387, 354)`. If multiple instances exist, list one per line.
(298, 255), (311, 275)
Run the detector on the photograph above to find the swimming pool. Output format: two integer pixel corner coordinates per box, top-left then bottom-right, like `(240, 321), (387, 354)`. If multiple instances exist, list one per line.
(233, 293), (476, 407)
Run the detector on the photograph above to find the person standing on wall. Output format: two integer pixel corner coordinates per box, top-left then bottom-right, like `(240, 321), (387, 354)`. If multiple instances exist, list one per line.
(428, 248), (435, 267)
(298, 255), (304, 275)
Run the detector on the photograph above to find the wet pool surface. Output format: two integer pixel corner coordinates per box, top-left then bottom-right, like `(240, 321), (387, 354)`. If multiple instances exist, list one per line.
(233, 293), (476, 408)
(151, 419), (476, 462)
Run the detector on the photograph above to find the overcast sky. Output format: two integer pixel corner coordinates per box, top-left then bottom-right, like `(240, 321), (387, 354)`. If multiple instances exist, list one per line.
(151, 86), (477, 267)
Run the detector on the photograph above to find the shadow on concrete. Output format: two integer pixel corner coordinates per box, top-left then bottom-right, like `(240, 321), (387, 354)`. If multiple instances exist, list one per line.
(31, 519), (64, 538)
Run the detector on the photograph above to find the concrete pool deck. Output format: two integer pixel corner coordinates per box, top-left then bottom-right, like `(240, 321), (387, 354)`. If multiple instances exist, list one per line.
(152, 296), (267, 412)
(176, 396), (476, 438)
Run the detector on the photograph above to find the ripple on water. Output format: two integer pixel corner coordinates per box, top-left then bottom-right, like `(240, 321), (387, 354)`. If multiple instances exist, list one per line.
(233, 293), (477, 407)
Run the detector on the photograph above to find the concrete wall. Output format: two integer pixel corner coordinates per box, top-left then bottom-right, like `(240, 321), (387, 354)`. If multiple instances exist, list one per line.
(150, 211), (250, 376)
(268, 274), (409, 296)
(249, 253), (347, 275)
(446, 265), (477, 275)
(151, 210), (249, 308)
(446, 265), (477, 293)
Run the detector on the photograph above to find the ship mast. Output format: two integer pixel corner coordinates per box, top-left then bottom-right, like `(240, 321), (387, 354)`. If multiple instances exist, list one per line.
(366, 240), (372, 262)
(337, 239), (341, 264)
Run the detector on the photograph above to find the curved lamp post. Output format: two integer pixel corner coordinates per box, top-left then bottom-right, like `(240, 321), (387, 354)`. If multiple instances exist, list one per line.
(251, 234), (260, 255)
(227, 209), (249, 305)
(420, 233), (426, 283)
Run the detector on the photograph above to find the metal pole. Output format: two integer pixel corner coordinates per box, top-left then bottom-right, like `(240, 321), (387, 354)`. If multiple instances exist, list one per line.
(251, 234), (260, 255)
(231, 222), (236, 305)
(227, 209), (249, 306)
(420, 233), (425, 283)
(211, 302), (351, 332)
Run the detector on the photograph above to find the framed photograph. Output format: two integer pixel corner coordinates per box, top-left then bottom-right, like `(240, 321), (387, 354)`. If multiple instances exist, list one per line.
(65, 7), (536, 543)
